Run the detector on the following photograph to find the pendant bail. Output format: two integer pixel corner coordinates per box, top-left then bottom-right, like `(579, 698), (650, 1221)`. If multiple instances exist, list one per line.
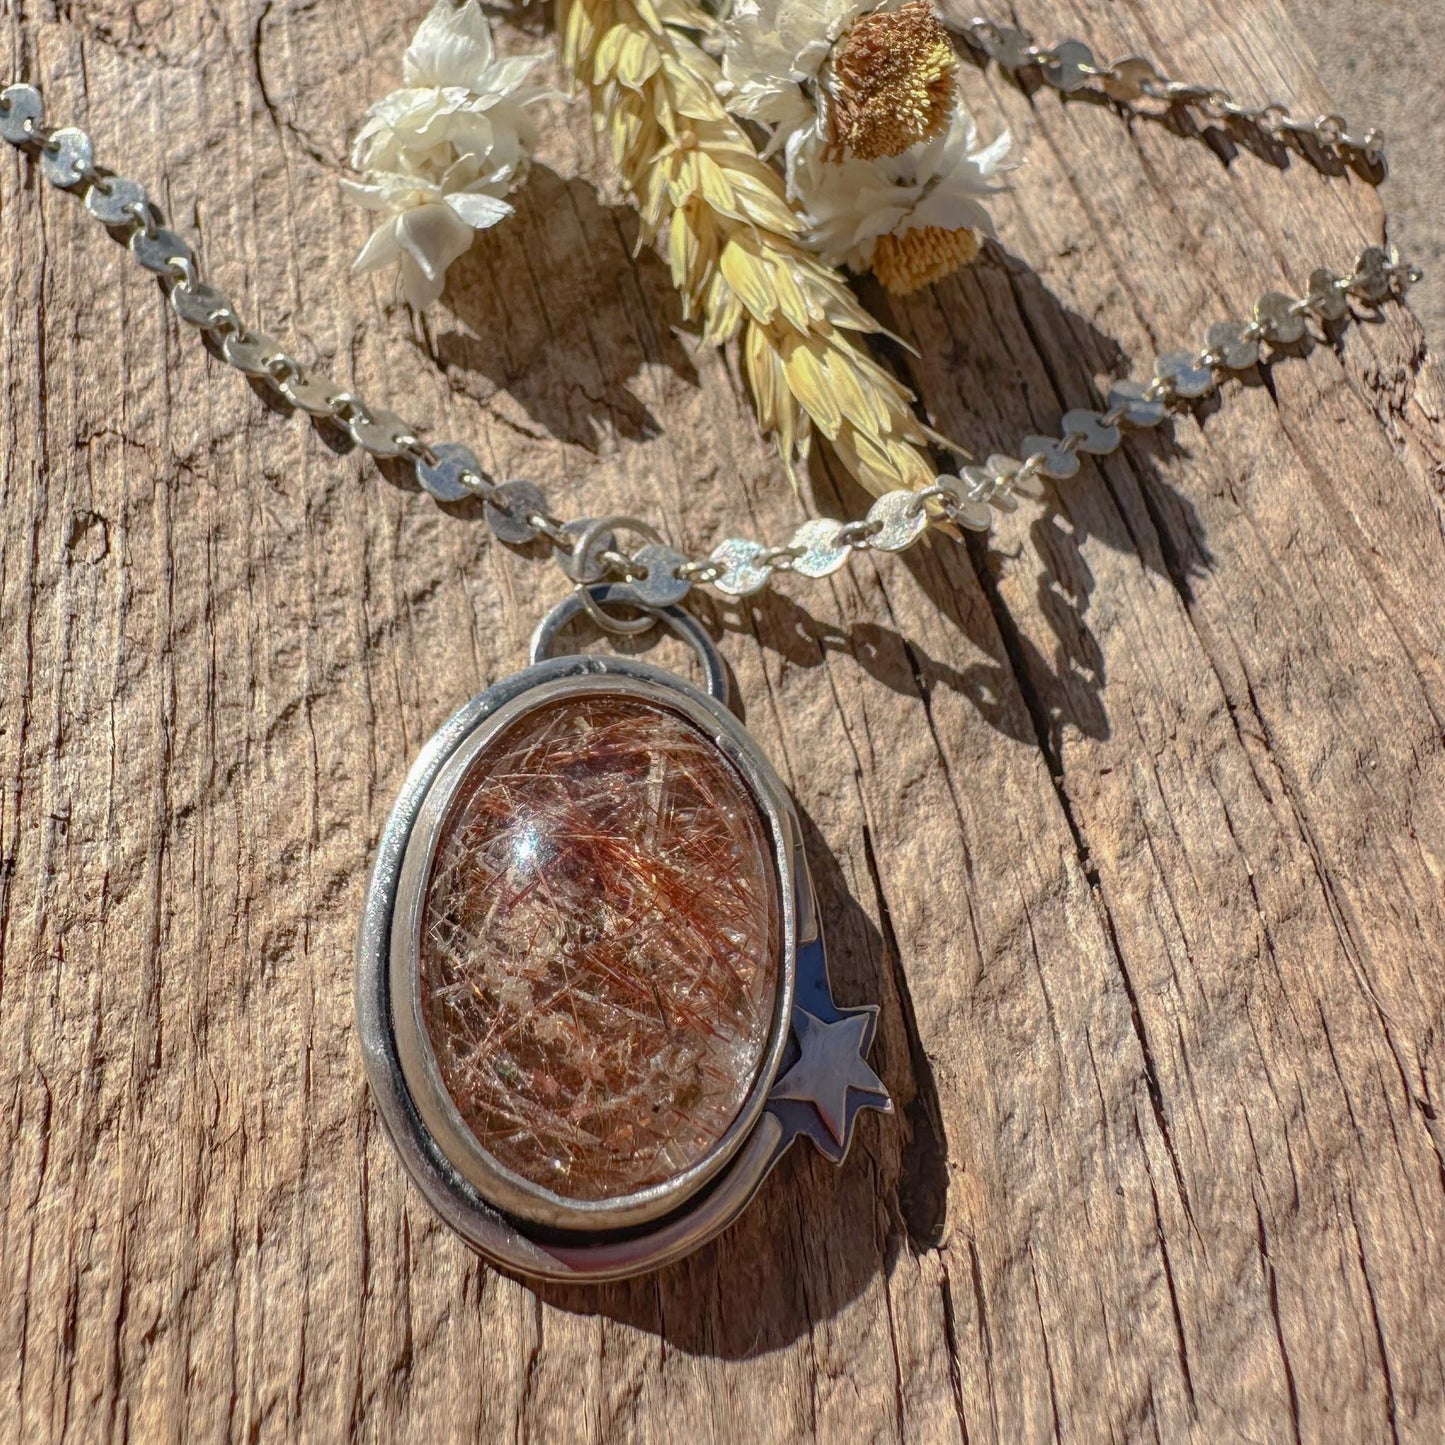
(529, 584), (730, 706)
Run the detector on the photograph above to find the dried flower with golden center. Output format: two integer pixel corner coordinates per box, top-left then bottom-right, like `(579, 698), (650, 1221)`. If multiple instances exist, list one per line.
(827, 0), (957, 161)
(871, 223), (981, 294)
(717, 0), (1007, 292)
(797, 103), (1010, 292)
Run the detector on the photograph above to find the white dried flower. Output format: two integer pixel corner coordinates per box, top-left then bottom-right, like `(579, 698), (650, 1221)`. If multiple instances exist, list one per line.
(796, 103), (1012, 292)
(352, 0), (551, 178)
(345, 0), (555, 309)
(718, 0), (1008, 289)
(719, 0), (875, 161)
(343, 163), (516, 312)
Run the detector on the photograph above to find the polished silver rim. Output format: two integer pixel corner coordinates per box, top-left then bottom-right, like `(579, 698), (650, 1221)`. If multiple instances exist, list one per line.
(355, 651), (811, 1280)
(390, 669), (796, 1231)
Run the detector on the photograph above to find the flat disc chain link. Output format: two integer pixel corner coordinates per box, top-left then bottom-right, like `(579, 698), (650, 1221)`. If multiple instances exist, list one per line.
(0, 77), (1420, 606)
(949, 14), (1387, 169)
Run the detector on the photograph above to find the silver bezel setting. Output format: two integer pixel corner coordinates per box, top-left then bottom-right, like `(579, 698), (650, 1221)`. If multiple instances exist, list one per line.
(356, 653), (812, 1281)
(389, 668), (797, 1233)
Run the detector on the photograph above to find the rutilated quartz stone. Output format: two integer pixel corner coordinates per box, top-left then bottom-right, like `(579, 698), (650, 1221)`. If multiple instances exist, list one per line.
(419, 693), (781, 1205)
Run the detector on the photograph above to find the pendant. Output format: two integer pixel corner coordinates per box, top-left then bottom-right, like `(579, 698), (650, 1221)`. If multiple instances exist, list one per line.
(357, 584), (890, 1281)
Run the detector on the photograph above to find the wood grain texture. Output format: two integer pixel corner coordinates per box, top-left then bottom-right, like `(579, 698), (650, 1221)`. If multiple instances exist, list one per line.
(2, 0), (1443, 1440)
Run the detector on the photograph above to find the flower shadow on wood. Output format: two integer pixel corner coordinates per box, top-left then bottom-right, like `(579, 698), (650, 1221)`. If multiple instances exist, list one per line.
(425, 165), (699, 452)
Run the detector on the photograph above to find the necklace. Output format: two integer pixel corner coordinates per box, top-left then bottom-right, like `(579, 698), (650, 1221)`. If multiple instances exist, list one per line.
(0, 30), (1419, 1281)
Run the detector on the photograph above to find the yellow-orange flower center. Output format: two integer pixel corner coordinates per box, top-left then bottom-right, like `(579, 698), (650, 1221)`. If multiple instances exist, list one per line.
(829, 1), (958, 161)
(870, 224), (982, 294)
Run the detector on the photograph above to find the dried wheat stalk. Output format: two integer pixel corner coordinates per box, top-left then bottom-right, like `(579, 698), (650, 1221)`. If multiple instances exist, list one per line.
(559, 0), (939, 496)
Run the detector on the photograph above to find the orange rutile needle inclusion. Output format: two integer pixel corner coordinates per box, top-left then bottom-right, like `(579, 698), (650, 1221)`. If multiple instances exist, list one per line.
(419, 694), (780, 1203)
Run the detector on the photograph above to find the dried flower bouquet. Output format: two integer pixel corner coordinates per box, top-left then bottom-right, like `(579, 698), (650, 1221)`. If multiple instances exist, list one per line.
(345, 1), (1012, 498)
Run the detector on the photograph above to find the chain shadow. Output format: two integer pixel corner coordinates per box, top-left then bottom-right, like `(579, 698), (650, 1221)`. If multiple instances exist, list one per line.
(953, 40), (1386, 184)
(528, 801), (947, 1355)
(422, 165), (698, 452)
(769, 244), (1215, 753)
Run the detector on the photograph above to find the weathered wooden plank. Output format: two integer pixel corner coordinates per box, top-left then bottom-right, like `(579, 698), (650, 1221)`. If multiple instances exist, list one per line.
(1, 0), (1441, 1440)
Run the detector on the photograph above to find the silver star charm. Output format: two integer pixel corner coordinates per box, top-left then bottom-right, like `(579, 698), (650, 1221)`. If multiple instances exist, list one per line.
(770, 1006), (891, 1151)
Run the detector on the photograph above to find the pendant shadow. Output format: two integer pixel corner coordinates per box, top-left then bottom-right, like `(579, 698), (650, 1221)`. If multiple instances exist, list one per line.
(528, 802), (947, 1355)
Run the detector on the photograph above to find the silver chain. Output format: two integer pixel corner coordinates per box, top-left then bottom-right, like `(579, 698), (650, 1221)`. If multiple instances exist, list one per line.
(0, 73), (1419, 605)
(949, 16), (1387, 169)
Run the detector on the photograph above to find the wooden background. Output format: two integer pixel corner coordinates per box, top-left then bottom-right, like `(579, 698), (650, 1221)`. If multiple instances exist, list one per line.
(2, 0), (1443, 1439)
